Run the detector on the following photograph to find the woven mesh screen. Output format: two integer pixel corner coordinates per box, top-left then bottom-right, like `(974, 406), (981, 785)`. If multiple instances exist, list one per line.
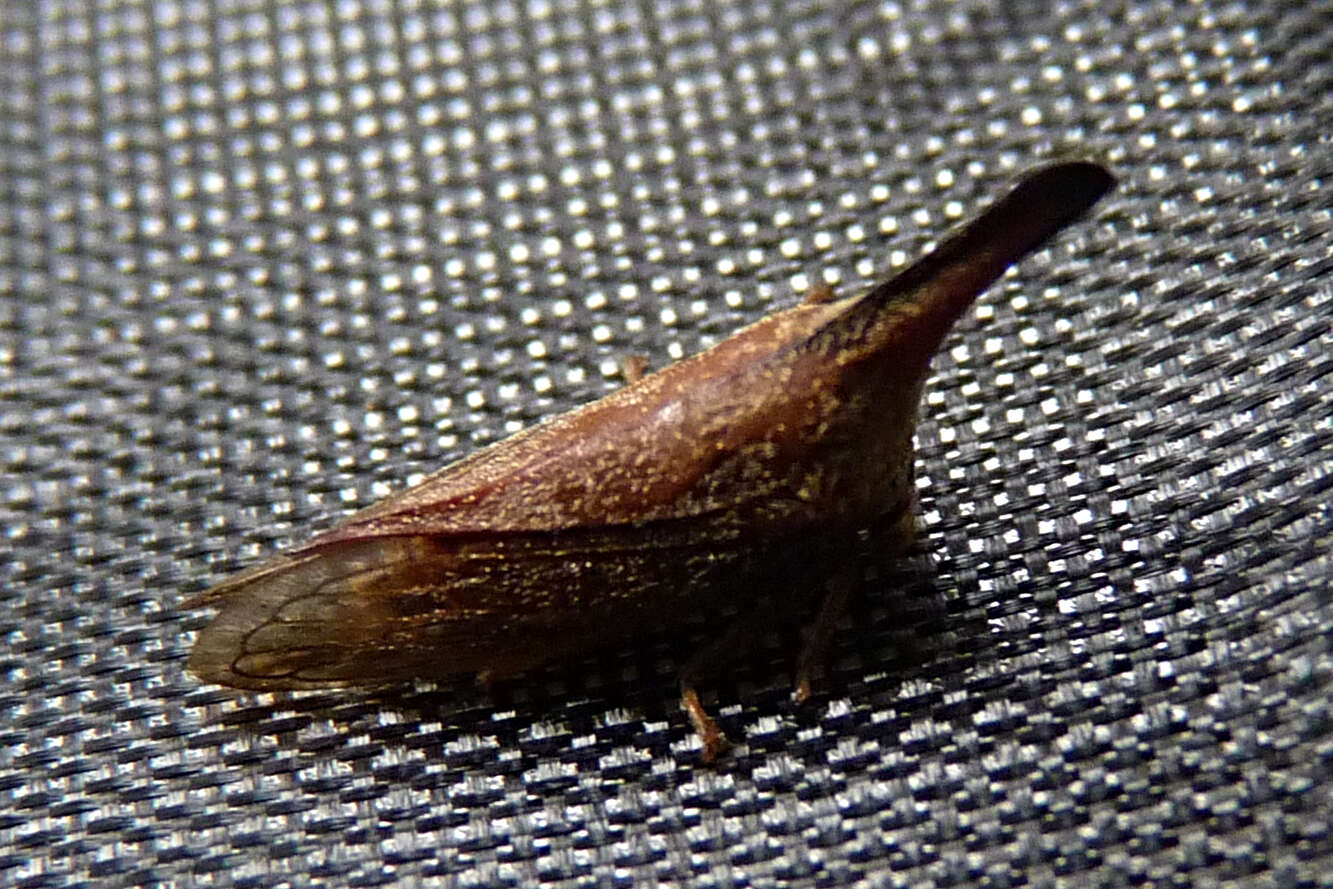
(3, 0), (1332, 886)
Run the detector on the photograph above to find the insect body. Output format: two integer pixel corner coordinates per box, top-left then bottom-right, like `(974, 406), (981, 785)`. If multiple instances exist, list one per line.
(189, 162), (1114, 760)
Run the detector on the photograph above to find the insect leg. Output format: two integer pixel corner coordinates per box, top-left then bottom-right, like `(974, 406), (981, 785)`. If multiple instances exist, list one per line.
(677, 605), (785, 760)
(680, 685), (730, 763)
(792, 571), (855, 703)
(620, 354), (649, 384)
(794, 503), (918, 701)
(802, 283), (837, 305)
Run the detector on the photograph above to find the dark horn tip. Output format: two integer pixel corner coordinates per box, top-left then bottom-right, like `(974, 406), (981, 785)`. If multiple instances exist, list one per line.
(1014, 160), (1116, 217)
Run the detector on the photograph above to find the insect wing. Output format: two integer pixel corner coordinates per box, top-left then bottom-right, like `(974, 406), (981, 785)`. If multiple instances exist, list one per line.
(188, 512), (767, 690)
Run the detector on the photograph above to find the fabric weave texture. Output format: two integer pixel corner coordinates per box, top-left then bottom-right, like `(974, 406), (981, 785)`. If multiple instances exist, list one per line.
(2, 1), (1331, 887)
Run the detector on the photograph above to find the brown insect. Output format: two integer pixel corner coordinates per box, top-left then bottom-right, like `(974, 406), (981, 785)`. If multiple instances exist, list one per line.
(189, 161), (1114, 760)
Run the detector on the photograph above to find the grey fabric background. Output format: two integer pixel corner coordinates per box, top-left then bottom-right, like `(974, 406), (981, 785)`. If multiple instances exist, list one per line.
(3, 0), (1331, 886)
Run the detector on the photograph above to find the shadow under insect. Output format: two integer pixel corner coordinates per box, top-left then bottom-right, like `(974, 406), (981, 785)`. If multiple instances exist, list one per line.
(270, 525), (965, 773)
(198, 514), (961, 775)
